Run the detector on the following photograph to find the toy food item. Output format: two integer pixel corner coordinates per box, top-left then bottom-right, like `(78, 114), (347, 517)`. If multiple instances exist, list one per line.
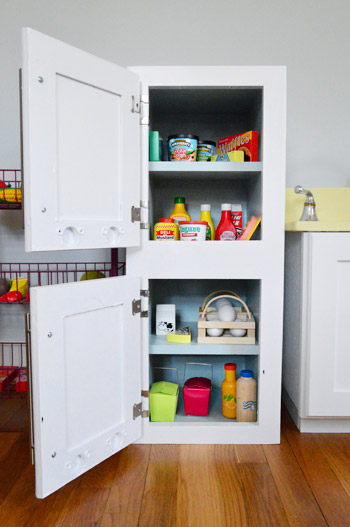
(156, 304), (176, 336)
(183, 377), (211, 416)
(168, 134), (198, 161)
(237, 370), (257, 422)
(9, 277), (28, 297)
(166, 326), (191, 344)
(149, 381), (179, 422)
(200, 204), (215, 240)
(216, 298), (236, 322)
(80, 271), (105, 281)
(0, 291), (23, 302)
(222, 363), (237, 419)
(215, 204), (237, 241)
(179, 221), (207, 241)
(238, 216), (261, 240)
(169, 197), (191, 223)
(153, 218), (178, 240)
(197, 140), (216, 161)
(210, 151), (244, 162)
(218, 131), (259, 161)
(0, 368), (19, 392)
(149, 131), (163, 161)
(0, 278), (9, 296)
(231, 204), (243, 237)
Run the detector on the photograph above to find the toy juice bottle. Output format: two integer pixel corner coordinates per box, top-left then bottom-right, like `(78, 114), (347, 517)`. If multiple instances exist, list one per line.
(200, 204), (215, 240)
(169, 197), (191, 224)
(222, 363), (237, 419)
(215, 204), (237, 241)
(237, 370), (257, 422)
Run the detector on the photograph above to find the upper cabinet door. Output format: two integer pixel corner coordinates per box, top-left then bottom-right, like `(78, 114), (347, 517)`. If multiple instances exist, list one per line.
(22, 28), (140, 251)
(30, 275), (142, 498)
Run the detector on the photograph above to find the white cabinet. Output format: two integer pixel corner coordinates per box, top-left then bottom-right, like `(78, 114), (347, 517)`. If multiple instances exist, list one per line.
(22, 28), (286, 498)
(283, 232), (350, 432)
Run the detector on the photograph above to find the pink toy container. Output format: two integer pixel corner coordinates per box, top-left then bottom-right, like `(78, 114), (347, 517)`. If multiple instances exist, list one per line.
(183, 362), (213, 416)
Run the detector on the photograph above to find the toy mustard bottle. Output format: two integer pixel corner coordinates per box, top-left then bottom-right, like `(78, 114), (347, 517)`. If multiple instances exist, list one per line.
(221, 363), (237, 419)
(237, 370), (257, 422)
(200, 204), (215, 240)
(169, 197), (191, 224)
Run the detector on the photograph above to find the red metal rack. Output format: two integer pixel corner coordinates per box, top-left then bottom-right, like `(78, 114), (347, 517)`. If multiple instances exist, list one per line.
(0, 342), (26, 397)
(0, 261), (125, 304)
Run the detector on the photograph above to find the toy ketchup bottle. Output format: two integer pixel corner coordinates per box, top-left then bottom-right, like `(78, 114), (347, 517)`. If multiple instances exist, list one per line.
(222, 363), (237, 419)
(215, 204), (237, 240)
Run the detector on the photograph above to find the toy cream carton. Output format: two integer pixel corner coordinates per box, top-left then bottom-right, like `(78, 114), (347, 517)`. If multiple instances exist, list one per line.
(218, 131), (259, 161)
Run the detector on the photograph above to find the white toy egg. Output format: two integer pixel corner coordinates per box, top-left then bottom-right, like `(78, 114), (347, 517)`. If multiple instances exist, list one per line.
(207, 327), (224, 337)
(216, 299), (236, 322)
(229, 328), (247, 337)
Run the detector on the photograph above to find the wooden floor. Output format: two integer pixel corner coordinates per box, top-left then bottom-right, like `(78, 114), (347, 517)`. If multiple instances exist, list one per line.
(1, 398), (350, 527)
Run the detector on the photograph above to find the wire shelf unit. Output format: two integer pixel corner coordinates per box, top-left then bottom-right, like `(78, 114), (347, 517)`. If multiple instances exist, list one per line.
(0, 169), (22, 209)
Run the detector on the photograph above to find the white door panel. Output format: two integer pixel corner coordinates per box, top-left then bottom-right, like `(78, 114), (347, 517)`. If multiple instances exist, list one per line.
(22, 28), (140, 251)
(30, 276), (141, 498)
(307, 233), (350, 416)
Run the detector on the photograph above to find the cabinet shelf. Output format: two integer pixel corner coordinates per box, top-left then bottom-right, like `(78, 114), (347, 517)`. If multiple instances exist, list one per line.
(149, 161), (262, 178)
(149, 323), (259, 355)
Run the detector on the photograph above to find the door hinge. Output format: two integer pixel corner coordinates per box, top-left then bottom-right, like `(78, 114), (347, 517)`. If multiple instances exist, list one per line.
(132, 298), (148, 318)
(131, 95), (140, 114)
(133, 402), (149, 419)
(131, 202), (150, 230)
(140, 94), (149, 125)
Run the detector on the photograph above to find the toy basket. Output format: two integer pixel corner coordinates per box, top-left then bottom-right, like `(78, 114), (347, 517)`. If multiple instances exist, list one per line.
(149, 367), (179, 422)
(183, 362), (213, 416)
(198, 290), (255, 344)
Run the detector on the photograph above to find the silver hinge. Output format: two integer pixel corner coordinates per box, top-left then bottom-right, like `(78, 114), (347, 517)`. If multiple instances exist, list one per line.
(131, 95), (140, 114)
(133, 402), (149, 419)
(140, 94), (149, 125)
(131, 202), (150, 230)
(132, 298), (148, 318)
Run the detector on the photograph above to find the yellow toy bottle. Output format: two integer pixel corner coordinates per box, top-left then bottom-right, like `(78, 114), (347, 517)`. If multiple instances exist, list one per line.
(222, 363), (237, 419)
(200, 204), (215, 240)
(169, 197), (191, 223)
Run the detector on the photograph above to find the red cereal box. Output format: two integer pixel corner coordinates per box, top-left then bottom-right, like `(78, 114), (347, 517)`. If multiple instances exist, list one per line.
(218, 131), (259, 161)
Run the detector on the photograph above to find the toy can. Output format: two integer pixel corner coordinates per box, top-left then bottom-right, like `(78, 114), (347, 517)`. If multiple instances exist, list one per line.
(168, 134), (198, 161)
(179, 221), (207, 241)
(196, 140), (216, 161)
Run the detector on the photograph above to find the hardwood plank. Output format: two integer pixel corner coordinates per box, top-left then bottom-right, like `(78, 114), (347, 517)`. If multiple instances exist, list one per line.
(100, 445), (151, 527)
(0, 398), (27, 431)
(0, 432), (21, 461)
(235, 463), (290, 527)
(53, 486), (111, 527)
(319, 434), (350, 498)
(0, 432), (30, 505)
(284, 409), (350, 527)
(138, 445), (178, 527)
(177, 445), (227, 527)
(264, 433), (328, 527)
(0, 458), (78, 527)
(235, 444), (267, 464)
(212, 445), (248, 527)
(1, 399), (29, 432)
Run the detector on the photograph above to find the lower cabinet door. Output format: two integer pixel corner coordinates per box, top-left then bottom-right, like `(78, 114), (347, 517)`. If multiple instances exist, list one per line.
(30, 275), (142, 498)
(306, 233), (350, 417)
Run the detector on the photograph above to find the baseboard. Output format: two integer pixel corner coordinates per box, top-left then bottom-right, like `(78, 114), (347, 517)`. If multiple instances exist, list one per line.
(282, 385), (350, 433)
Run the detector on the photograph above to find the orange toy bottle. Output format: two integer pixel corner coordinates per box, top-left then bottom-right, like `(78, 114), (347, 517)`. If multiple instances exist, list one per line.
(221, 363), (237, 419)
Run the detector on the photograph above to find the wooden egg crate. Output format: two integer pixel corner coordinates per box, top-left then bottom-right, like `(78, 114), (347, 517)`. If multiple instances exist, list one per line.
(197, 306), (256, 345)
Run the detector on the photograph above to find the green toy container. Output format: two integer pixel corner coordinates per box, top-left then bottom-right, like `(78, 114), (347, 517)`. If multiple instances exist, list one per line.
(149, 381), (179, 422)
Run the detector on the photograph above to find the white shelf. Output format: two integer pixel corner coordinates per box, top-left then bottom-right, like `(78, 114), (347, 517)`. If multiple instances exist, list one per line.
(149, 323), (259, 355)
(149, 161), (262, 175)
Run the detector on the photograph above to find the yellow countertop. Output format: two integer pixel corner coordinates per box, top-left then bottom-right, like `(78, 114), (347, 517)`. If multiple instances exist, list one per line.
(285, 188), (350, 232)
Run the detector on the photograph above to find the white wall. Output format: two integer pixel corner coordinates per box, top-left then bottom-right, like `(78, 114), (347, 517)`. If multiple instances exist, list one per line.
(1, 0), (350, 187)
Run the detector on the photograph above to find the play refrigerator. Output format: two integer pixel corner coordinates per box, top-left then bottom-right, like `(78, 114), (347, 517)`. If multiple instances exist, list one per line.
(21, 28), (286, 498)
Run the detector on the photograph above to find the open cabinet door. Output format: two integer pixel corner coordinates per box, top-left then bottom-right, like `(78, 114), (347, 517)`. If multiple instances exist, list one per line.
(22, 28), (141, 251)
(30, 276), (142, 498)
